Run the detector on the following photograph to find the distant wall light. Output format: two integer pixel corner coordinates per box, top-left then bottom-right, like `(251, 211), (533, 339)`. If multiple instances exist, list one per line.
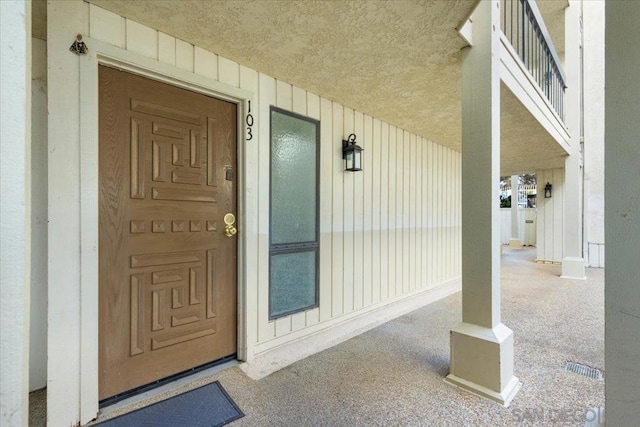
(544, 182), (553, 198)
(342, 134), (363, 172)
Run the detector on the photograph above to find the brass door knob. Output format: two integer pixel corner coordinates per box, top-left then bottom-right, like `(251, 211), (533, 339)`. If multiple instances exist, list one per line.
(224, 213), (237, 237)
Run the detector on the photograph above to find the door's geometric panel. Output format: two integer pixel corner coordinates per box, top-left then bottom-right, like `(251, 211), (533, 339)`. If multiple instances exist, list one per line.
(152, 142), (166, 182)
(172, 286), (183, 309)
(129, 250), (219, 354)
(152, 220), (166, 233)
(152, 290), (166, 331)
(206, 221), (217, 232)
(131, 99), (200, 125)
(172, 220), (185, 232)
(172, 171), (203, 185)
(151, 328), (215, 351)
(207, 118), (216, 186)
(207, 249), (216, 319)
(130, 118), (145, 199)
(190, 221), (202, 232)
(130, 220), (146, 234)
(172, 144), (184, 166)
(153, 122), (187, 139)
(152, 187), (216, 203)
(189, 268), (200, 305)
(152, 268), (183, 284)
(130, 274), (144, 356)
(190, 130), (201, 168)
(130, 251), (201, 268)
(171, 312), (200, 327)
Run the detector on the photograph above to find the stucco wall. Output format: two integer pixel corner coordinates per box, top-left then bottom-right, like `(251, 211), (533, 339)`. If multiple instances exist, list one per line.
(0, 1), (31, 425)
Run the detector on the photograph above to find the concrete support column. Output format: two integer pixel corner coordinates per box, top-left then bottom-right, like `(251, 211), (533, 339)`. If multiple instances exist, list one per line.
(509, 175), (521, 248)
(561, 0), (586, 279)
(605, 1), (640, 423)
(0, 1), (32, 425)
(445, 0), (520, 406)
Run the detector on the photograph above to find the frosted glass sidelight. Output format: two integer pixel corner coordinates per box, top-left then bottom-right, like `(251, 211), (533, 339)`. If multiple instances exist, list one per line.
(271, 110), (318, 245)
(270, 250), (318, 318)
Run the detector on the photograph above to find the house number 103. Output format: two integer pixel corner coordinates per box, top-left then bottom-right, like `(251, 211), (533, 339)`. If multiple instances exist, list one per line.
(246, 100), (254, 141)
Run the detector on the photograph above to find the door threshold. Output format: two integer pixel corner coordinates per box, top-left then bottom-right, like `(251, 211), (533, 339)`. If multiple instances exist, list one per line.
(97, 358), (238, 420)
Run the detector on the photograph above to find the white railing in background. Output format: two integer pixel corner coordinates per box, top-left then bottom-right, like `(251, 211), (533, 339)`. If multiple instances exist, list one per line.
(501, 184), (537, 208)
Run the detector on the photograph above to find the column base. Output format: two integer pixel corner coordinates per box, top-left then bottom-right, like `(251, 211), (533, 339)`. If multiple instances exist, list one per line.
(509, 238), (522, 249)
(445, 373), (521, 407)
(561, 256), (586, 280)
(446, 322), (521, 407)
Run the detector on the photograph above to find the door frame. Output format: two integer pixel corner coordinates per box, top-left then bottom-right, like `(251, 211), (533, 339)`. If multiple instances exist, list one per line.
(76, 37), (252, 418)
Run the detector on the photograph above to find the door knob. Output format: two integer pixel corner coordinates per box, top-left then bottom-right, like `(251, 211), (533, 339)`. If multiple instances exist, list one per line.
(224, 213), (237, 237)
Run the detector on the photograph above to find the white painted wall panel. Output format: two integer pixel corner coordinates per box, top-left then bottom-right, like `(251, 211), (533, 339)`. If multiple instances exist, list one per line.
(363, 114), (374, 306)
(353, 111), (364, 310)
(175, 39), (194, 72)
(30, 37), (48, 392)
(388, 126), (398, 298)
(319, 97), (333, 322)
(343, 108), (355, 314)
(536, 168), (564, 262)
(194, 47), (218, 80)
(158, 32), (176, 66)
(331, 102), (345, 318)
(379, 122), (390, 300)
(1, 2), (31, 424)
(371, 119), (382, 304)
(125, 20), (157, 60)
(89, 5), (125, 48)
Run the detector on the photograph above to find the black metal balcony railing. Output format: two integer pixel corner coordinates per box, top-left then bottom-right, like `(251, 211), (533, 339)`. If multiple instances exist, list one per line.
(501, 0), (566, 121)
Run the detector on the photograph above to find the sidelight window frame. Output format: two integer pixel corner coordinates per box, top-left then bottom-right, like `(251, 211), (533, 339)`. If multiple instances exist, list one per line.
(268, 106), (321, 320)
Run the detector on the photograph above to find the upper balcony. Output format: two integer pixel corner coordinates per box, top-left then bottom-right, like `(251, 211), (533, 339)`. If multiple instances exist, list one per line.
(501, 0), (567, 122)
(496, 0), (572, 165)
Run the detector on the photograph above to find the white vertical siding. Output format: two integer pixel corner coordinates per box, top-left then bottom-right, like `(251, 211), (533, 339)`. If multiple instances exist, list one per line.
(536, 168), (564, 262)
(500, 208), (537, 245)
(86, 3), (462, 356)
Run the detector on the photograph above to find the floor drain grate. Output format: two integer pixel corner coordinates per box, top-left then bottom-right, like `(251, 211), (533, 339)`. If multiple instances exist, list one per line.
(565, 361), (604, 380)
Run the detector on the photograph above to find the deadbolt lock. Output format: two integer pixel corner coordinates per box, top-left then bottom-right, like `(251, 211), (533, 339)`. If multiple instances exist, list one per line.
(224, 213), (237, 237)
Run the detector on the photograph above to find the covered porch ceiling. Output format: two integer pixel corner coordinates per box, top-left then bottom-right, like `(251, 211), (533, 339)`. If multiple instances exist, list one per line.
(87, 0), (569, 174)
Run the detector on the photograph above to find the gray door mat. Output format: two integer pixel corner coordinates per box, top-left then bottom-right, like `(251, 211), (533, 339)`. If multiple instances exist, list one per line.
(96, 381), (244, 427)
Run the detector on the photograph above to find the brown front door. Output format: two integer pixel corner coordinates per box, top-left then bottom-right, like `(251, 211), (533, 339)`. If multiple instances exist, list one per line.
(98, 66), (237, 400)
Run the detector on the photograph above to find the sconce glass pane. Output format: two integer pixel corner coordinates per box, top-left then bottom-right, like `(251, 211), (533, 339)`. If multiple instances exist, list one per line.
(354, 151), (362, 170)
(271, 110), (318, 245)
(270, 249), (318, 318)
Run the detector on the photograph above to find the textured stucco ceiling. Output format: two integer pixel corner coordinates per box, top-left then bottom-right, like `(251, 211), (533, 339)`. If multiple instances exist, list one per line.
(87, 0), (568, 173)
(89, 0), (475, 152)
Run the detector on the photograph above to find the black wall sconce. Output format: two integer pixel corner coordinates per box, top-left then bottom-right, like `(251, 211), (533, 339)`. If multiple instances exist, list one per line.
(342, 134), (363, 172)
(544, 182), (553, 198)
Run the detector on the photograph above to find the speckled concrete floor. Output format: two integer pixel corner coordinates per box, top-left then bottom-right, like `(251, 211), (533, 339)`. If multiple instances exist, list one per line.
(31, 247), (604, 426)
